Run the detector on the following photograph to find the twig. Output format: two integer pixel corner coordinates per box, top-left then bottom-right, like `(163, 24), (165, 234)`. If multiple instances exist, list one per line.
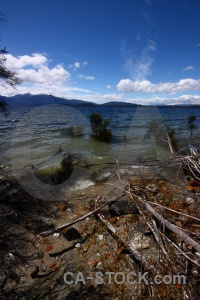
(38, 194), (124, 237)
(150, 219), (169, 258)
(160, 231), (200, 269)
(145, 200), (200, 223)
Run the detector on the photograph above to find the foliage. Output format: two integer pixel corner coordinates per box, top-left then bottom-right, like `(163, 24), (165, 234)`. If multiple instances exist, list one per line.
(0, 95), (9, 117)
(0, 47), (22, 88)
(187, 115), (197, 146)
(90, 112), (112, 142)
(0, 11), (21, 117)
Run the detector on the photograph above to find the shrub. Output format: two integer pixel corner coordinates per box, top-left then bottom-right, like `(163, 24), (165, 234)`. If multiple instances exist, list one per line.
(90, 112), (112, 142)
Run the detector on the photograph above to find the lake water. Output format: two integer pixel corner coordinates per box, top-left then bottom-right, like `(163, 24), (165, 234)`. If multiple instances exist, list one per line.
(1, 105), (200, 170)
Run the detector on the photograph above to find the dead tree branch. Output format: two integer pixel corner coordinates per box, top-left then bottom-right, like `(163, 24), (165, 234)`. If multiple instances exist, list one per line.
(38, 194), (124, 237)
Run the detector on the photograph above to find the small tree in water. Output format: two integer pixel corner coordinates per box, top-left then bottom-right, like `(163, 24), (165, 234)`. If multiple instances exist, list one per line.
(90, 112), (112, 142)
(187, 115), (197, 147)
(0, 96), (9, 117)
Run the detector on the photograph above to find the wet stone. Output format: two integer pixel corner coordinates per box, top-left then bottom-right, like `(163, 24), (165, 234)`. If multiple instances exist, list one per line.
(135, 222), (149, 233)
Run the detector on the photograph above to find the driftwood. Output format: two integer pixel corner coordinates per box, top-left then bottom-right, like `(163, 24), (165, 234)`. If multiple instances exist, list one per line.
(145, 201), (200, 254)
(126, 185), (200, 254)
(160, 230), (200, 269)
(136, 198), (199, 254)
(150, 219), (168, 258)
(38, 194), (124, 237)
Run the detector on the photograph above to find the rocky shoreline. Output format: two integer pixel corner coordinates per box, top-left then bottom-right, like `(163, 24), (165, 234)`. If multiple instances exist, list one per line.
(0, 165), (200, 299)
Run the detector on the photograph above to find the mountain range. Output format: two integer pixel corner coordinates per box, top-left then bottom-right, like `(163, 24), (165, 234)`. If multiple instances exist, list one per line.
(3, 93), (139, 107)
(2, 94), (200, 107)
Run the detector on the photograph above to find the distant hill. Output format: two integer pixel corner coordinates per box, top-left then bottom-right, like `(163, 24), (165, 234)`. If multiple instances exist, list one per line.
(3, 94), (139, 107)
(4, 94), (96, 106)
(101, 101), (139, 107)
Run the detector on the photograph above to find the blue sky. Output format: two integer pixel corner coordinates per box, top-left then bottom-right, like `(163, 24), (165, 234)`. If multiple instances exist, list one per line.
(1, 0), (200, 104)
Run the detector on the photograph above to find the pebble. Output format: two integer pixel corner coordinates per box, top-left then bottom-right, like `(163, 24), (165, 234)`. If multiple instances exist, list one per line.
(146, 184), (158, 192)
(53, 233), (61, 238)
(129, 241), (149, 251)
(96, 262), (102, 268)
(82, 243), (89, 252)
(185, 197), (195, 205)
(193, 270), (198, 276)
(8, 253), (14, 260)
(75, 243), (81, 248)
(41, 217), (53, 227)
(97, 234), (104, 241)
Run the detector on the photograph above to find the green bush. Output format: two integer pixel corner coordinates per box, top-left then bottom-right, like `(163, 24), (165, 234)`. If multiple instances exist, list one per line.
(90, 112), (112, 142)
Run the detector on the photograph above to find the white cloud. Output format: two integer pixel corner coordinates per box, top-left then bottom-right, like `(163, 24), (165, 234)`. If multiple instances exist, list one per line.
(0, 52), (83, 98)
(0, 82), (92, 99)
(5, 53), (48, 70)
(4, 53), (70, 86)
(117, 78), (200, 93)
(122, 39), (156, 80)
(78, 93), (200, 105)
(77, 74), (94, 80)
(69, 61), (80, 70)
(102, 93), (124, 101)
(127, 94), (200, 105)
(69, 93), (200, 105)
(72, 93), (125, 104)
(182, 65), (195, 71)
(69, 61), (88, 70)
(106, 85), (112, 89)
(18, 65), (70, 85)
